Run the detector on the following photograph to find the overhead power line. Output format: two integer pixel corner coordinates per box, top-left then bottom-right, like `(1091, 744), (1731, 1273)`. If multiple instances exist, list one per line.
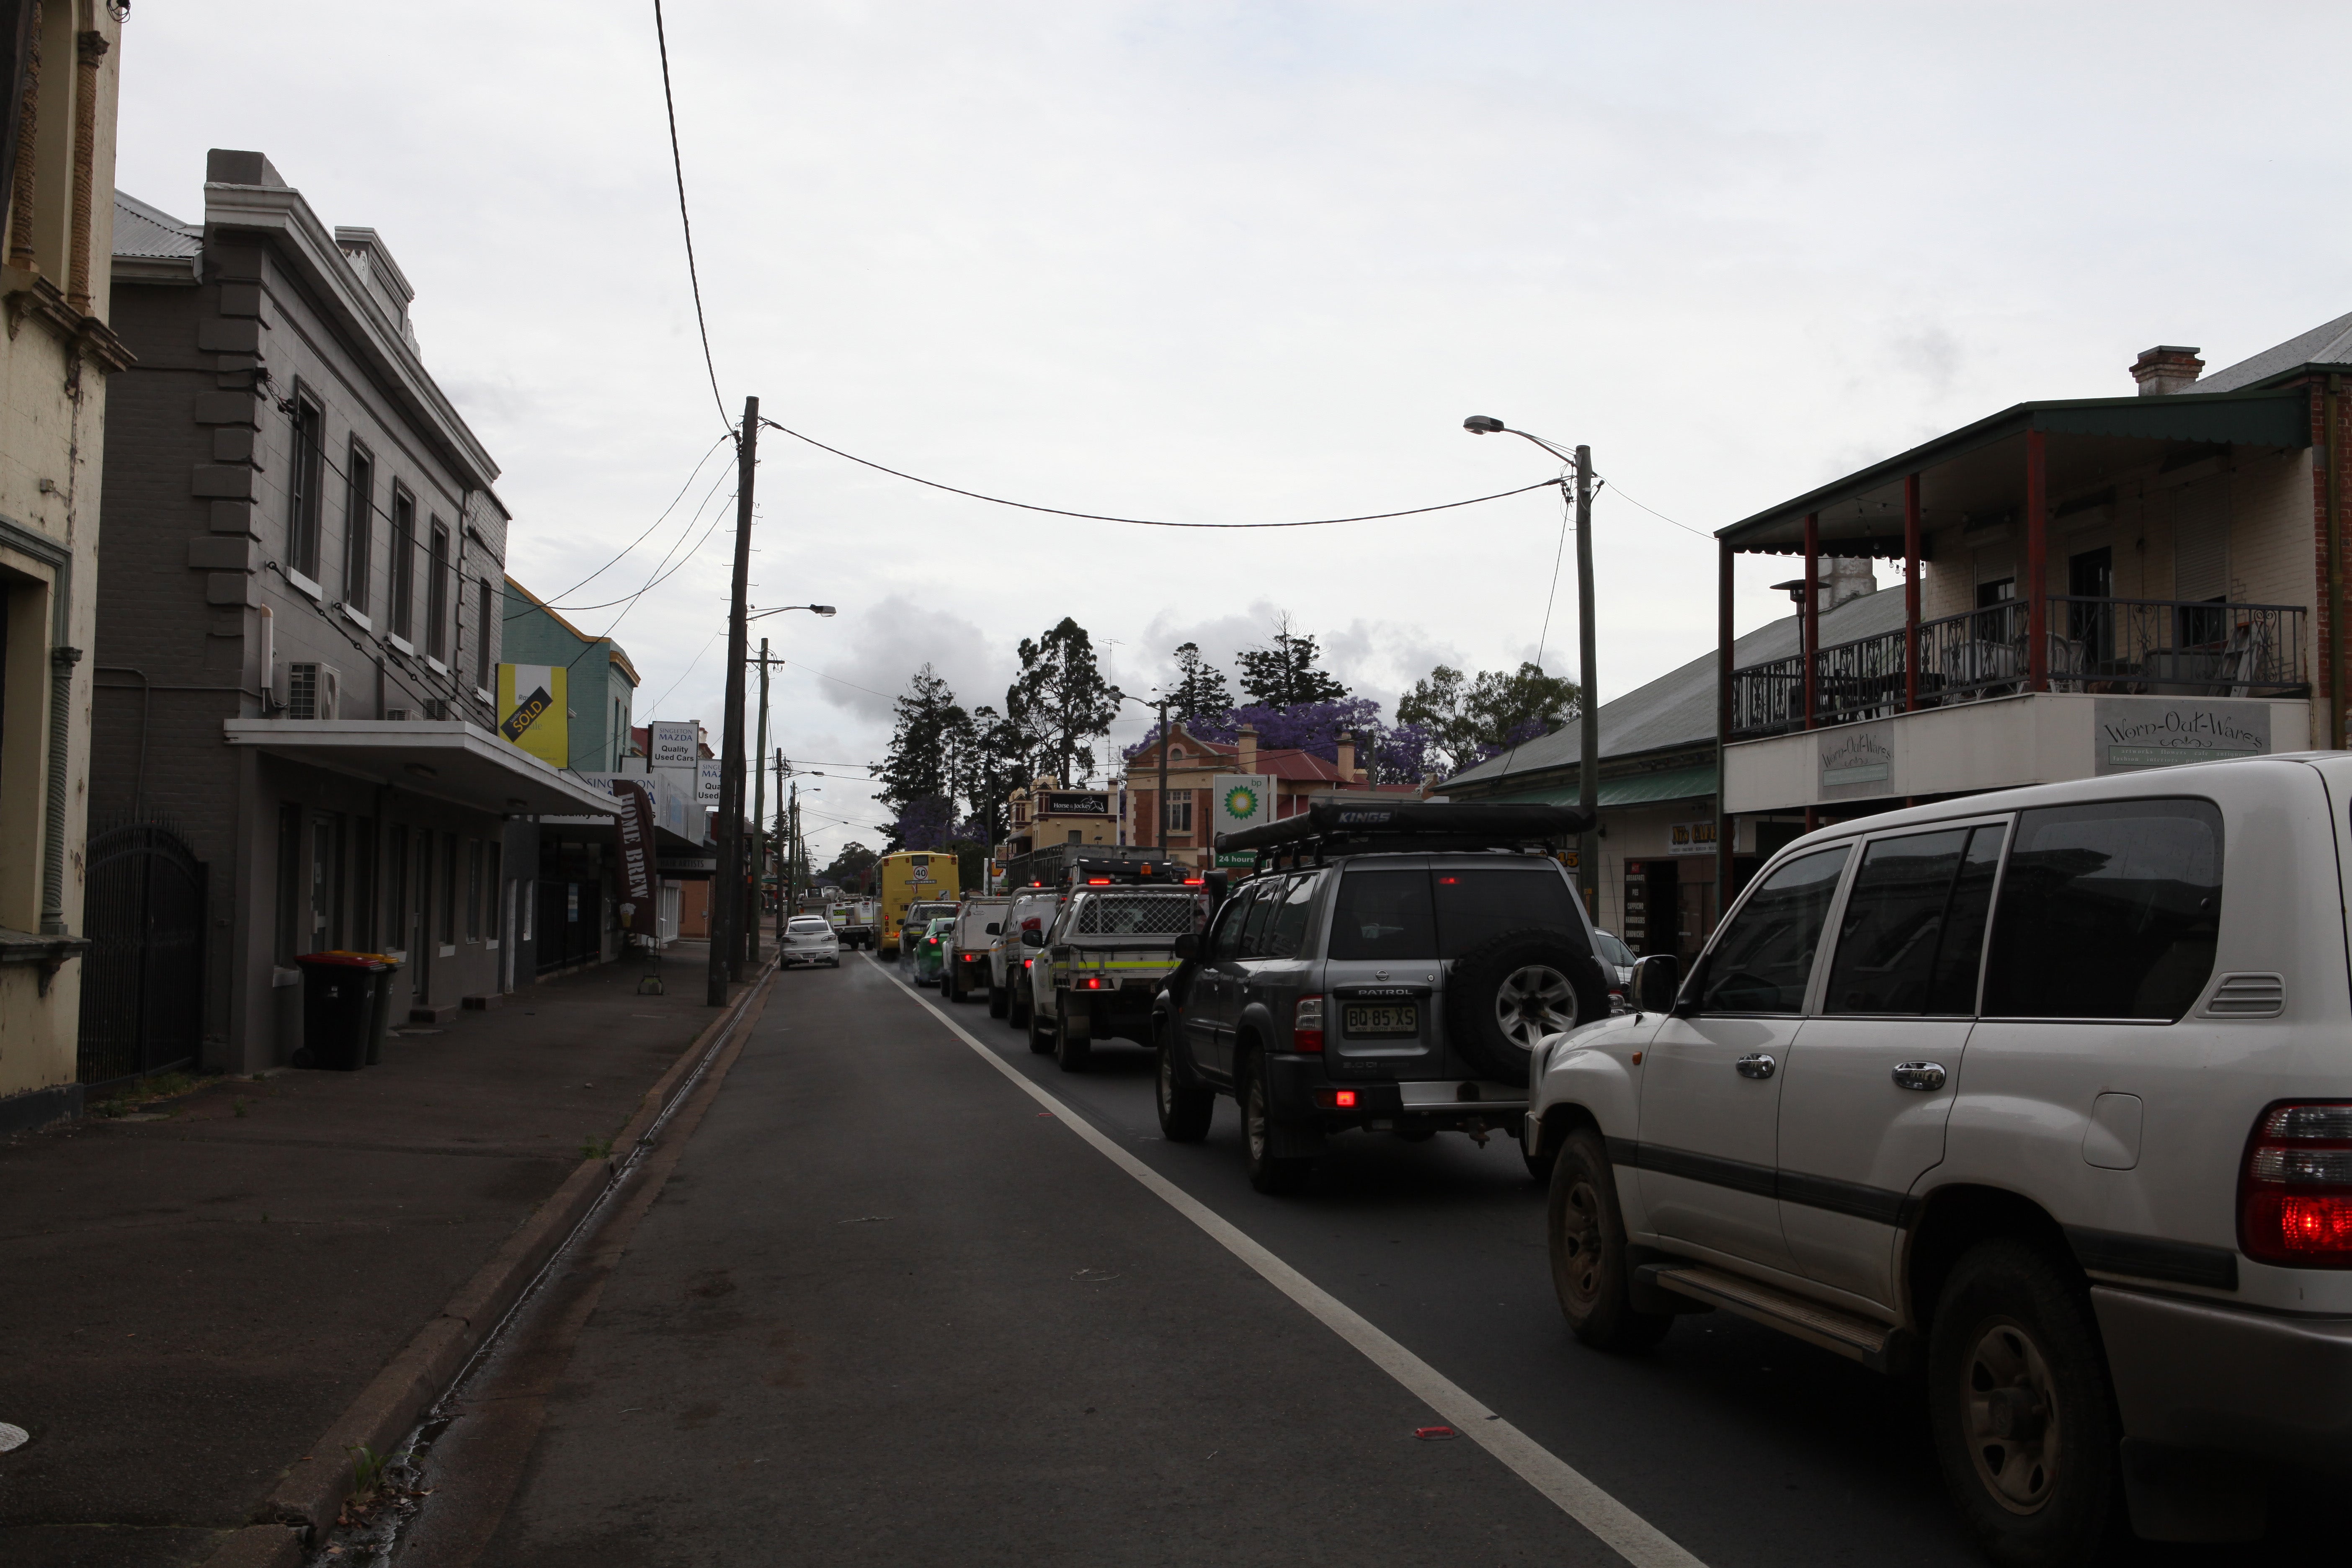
(652, 0), (730, 435)
(759, 418), (1562, 529)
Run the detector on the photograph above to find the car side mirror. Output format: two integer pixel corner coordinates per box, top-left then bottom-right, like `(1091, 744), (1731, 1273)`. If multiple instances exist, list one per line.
(985, 922), (1001, 935)
(1631, 953), (1682, 1015)
(1171, 933), (1199, 961)
(1021, 928), (1045, 948)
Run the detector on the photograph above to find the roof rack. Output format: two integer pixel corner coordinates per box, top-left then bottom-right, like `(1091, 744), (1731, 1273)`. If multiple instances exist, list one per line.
(1215, 800), (1591, 862)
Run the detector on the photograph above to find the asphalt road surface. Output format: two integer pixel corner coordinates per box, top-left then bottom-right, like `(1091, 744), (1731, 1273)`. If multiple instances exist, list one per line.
(387, 957), (2313, 1567)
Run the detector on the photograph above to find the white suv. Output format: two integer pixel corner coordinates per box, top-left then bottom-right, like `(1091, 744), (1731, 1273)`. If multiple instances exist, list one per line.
(1524, 754), (2352, 1563)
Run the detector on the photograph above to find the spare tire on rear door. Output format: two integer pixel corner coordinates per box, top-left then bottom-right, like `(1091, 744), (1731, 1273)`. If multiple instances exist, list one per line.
(1444, 927), (1610, 1082)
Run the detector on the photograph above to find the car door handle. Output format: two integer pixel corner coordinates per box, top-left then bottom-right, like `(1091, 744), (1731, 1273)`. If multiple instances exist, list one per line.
(1892, 1061), (1947, 1091)
(1735, 1053), (1776, 1080)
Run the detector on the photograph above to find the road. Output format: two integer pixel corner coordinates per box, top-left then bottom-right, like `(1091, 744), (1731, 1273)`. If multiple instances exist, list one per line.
(382, 957), (2300, 1567)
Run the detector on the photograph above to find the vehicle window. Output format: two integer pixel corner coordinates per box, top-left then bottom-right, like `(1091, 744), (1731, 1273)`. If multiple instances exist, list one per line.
(1328, 869), (1438, 961)
(1264, 873), (1320, 959)
(1698, 845), (1852, 1013)
(1433, 867), (1588, 959)
(1825, 824), (2005, 1015)
(1983, 798), (2221, 1021)
(1210, 887), (1256, 961)
(1239, 878), (1287, 956)
(1594, 930), (1635, 968)
(788, 918), (830, 933)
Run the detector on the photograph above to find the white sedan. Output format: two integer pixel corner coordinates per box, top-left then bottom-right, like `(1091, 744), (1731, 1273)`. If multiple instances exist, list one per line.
(782, 916), (841, 968)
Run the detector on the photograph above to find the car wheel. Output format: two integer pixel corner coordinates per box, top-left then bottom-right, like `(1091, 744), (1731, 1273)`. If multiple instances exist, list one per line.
(1928, 1240), (2118, 1568)
(1054, 1007), (1091, 1073)
(1155, 1031), (1213, 1142)
(1026, 1001), (1052, 1054)
(1547, 1127), (1671, 1350)
(1240, 1054), (1311, 1195)
(987, 983), (1009, 1018)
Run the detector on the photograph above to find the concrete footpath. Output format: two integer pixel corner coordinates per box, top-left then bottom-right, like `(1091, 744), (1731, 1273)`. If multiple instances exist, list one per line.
(0, 942), (766, 1568)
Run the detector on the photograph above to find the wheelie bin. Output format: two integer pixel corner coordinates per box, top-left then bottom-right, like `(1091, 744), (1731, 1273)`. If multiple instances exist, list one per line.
(291, 952), (387, 1071)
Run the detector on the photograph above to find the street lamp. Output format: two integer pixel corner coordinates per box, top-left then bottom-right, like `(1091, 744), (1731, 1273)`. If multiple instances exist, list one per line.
(1107, 686), (1175, 867)
(1464, 415), (1599, 917)
(748, 603), (836, 621)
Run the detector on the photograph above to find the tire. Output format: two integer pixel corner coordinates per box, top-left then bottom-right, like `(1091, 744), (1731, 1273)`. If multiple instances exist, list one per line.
(1547, 1127), (1671, 1350)
(987, 983), (1009, 1018)
(1026, 1000), (1052, 1054)
(1444, 928), (1611, 1083)
(1928, 1240), (2119, 1568)
(1155, 1028), (1213, 1142)
(1055, 1005), (1091, 1072)
(1240, 1053), (1312, 1194)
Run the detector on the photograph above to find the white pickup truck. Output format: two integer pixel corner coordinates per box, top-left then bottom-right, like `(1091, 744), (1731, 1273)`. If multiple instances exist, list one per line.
(943, 897), (1011, 1003)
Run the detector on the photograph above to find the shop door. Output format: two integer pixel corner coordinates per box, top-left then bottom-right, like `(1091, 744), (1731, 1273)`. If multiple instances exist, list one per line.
(1675, 875), (1713, 965)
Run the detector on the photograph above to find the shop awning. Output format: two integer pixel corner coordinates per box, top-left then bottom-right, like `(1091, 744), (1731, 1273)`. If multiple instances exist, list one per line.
(223, 720), (618, 816)
(1460, 764), (1718, 810)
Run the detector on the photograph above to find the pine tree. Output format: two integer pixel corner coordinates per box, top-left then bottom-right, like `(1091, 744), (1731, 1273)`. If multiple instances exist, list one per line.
(1235, 615), (1349, 708)
(1006, 617), (1119, 785)
(1167, 642), (1232, 729)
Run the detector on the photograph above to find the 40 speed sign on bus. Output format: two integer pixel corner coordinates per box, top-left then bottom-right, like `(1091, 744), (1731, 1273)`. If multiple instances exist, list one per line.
(1212, 774), (1273, 866)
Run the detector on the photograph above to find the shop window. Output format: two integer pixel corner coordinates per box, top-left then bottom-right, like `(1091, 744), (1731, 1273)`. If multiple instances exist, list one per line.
(426, 522), (451, 660)
(466, 839), (483, 940)
(344, 441), (374, 609)
(389, 489), (417, 640)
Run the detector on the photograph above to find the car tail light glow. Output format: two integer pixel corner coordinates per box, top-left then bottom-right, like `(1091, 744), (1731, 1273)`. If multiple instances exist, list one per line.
(1081, 977), (1106, 990)
(1183, 877), (1203, 885)
(1293, 995), (1324, 1053)
(1334, 1089), (1356, 1108)
(2241, 1101), (2352, 1267)
(1088, 877), (1112, 885)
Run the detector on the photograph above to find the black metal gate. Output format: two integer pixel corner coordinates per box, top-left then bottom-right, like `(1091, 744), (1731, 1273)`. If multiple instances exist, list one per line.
(77, 823), (209, 1085)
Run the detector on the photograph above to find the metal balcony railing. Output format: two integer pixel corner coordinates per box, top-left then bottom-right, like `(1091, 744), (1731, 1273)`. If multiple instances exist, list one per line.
(1730, 598), (2308, 739)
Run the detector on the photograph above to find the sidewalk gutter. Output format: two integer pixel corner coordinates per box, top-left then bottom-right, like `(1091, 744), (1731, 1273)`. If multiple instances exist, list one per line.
(223, 964), (777, 1558)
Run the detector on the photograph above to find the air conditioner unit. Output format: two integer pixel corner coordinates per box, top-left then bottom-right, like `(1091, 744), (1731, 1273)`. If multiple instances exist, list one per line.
(285, 662), (341, 720)
(384, 707), (411, 722)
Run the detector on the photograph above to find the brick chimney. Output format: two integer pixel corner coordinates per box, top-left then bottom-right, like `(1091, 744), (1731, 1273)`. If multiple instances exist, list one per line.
(1334, 731), (1357, 786)
(2131, 345), (2204, 397)
(1236, 724), (1257, 774)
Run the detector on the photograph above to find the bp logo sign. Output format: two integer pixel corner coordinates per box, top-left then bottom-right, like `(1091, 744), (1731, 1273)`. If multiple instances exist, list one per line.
(1213, 774), (1272, 833)
(1223, 784), (1260, 819)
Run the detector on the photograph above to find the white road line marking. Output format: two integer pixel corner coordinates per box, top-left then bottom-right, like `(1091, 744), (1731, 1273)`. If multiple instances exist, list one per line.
(861, 957), (1706, 1568)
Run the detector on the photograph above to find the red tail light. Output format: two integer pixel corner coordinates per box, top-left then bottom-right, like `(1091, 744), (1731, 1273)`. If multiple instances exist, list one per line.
(1081, 977), (1106, 990)
(2241, 1101), (2352, 1266)
(1087, 877), (1112, 885)
(1334, 1089), (1356, 1108)
(1293, 994), (1324, 1052)
(1183, 877), (1203, 885)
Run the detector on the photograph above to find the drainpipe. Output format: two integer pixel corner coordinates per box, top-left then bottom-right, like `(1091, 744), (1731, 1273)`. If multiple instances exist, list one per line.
(2329, 375), (2344, 750)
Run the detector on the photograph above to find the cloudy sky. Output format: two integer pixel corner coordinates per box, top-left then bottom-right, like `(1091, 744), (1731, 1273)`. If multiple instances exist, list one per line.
(118, 2), (2352, 855)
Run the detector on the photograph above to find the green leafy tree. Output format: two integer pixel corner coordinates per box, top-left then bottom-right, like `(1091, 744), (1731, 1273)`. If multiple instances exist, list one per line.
(1399, 661), (1580, 777)
(876, 664), (969, 846)
(1006, 617), (1119, 785)
(1167, 642), (1232, 728)
(819, 841), (878, 889)
(1235, 616), (1349, 708)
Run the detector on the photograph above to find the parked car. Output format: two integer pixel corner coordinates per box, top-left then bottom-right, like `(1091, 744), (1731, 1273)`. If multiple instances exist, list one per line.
(945, 896), (1012, 1004)
(993, 888), (1061, 1022)
(781, 914), (841, 969)
(1524, 755), (2352, 1563)
(895, 900), (958, 965)
(1593, 928), (1636, 1011)
(1152, 802), (1606, 1193)
(909, 915), (954, 988)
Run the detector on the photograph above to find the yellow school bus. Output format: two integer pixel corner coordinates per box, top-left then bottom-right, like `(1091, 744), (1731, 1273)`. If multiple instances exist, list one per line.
(877, 849), (962, 957)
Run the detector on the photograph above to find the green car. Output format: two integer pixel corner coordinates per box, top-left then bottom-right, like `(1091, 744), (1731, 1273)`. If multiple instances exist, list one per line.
(911, 916), (955, 988)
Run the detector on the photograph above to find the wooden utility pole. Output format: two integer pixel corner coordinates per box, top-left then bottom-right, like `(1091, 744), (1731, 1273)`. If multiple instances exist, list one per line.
(746, 637), (774, 969)
(1574, 444), (1599, 916)
(708, 397), (757, 1005)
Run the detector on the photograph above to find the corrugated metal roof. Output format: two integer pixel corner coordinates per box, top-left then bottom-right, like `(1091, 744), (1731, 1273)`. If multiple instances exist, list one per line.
(2191, 309), (2352, 394)
(1463, 764), (1720, 809)
(113, 191), (200, 259)
(1444, 586), (1906, 789)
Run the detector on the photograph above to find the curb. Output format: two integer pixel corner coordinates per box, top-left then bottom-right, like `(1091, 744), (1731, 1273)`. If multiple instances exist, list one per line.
(221, 966), (776, 1554)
